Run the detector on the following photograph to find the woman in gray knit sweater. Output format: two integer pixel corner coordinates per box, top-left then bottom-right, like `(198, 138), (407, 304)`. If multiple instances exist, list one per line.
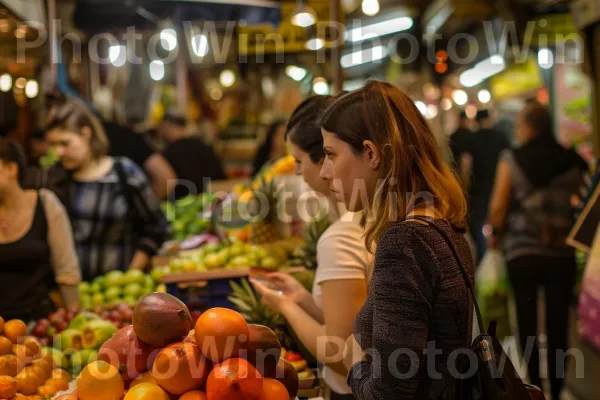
(318, 81), (475, 399)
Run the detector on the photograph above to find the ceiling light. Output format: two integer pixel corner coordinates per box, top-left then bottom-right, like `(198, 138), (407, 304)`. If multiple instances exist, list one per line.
(426, 104), (438, 119)
(414, 101), (427, 115)
(538, 48), (554, 69)
(108, 45), (126, 67)
(313, 77), (329, 95)
(305, 38), (324, 51)
(192, 34), (209, 57)
(341, 45), (388, 68)
(149, 60), (165, 81)
(452, 89), (468, 106)
(160, 29), (177, 51)
(285, 65), (308, 82)
(291, 3), (317, 28)
(346, 16), (413, 43)
(15, 77), (26, 89)
(362, 0), (380, 16)
(0, 74), (12, 92)
(478, 89), (491, 104)
(25, 80), (38, 98)
(459, 55), (505, 88)
(441, 98), (452, 111)
(220, 70), (236, 88)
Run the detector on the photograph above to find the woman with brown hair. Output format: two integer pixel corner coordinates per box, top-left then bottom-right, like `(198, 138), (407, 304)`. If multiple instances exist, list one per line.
(318, 81), (474, 399)
(46, 98), (169, 281)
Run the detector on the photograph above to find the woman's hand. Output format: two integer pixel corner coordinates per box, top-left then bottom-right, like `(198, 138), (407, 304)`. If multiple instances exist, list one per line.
(250, 278), (293, 314)
(264, 272), (310, 305)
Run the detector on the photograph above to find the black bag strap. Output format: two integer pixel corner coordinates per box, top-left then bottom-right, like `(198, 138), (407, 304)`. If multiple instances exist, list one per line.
(410, 216), (485, 334)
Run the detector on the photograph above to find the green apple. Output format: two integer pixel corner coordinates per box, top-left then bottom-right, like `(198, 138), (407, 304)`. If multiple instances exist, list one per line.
(150, 267), (165, 282)
(122, 295), (137, 306)
(79, 294), (92, 310)
(124, 269), (145, 285)
(91, 293), (105, 307)
(105, 270), (125, 287)
(104, 287), (121, 300)
(123, 283), (143, 298)
(79, 282), (91, 294)
(89, 282), (102, 294)
(229, 243), (245, 257)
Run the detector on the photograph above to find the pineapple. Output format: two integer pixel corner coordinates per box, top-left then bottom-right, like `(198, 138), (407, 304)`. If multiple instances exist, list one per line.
(249, 177), (282, 244)
(228, 279), (294, 349)
(290, 212), (331, 270)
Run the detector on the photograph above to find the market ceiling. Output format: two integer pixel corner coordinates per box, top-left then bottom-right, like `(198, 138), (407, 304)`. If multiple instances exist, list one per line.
(72, 0), (281, 33)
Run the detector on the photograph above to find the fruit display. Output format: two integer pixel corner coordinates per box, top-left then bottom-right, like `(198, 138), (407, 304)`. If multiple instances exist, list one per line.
(232, 155), (296, 199)
(161, 193), (218, 243)
(55, 293), (299, 400)
(248, 177), (283, 245)
(156, 238), (303, 276)
(0, 316), (73, 399)
(288, 214), (331, 270)
(78, 270), (159, 310)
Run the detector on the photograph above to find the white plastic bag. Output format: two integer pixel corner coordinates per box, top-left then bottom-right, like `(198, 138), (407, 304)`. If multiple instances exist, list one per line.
(476, 249), (512, 340)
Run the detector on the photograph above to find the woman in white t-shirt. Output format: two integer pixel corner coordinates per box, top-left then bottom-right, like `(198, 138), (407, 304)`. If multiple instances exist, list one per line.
(251, 95), (373, 400)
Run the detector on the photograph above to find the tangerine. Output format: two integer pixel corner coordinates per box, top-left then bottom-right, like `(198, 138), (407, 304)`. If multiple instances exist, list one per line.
(21, 337), (41, 357)
(0, 336), (12, 355)
(194, 308), (249, 362)
(3, 320), (27, 344)
(206, 358), (263, 400)
(46, 377), (70, 391)
(262, 378), (289, 400)
(38, 383), (58, 398)
(0, 316), (4, 334)
(0, 375), (18, 398)
(16, 366), (42, 395)
(51, 368), (72, 383)
(31, 358), (52, 380)
(124, 382), (170, 400)
(10, 393), (27, 400)
(0, 354), (23, 377)
(152, 342), (209, 395)
(129, 371), (156, 389)
(179, 390), (207, 400)
(77, 360), (124, 400)
(55, 395), (79, 400)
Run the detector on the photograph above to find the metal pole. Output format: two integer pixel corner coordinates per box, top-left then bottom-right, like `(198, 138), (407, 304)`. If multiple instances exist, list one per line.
(330, 0), (343, 94)
(47, 0), (57, 89)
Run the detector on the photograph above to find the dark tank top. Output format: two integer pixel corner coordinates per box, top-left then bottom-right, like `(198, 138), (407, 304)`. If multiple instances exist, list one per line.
(0, 193), (54, 320)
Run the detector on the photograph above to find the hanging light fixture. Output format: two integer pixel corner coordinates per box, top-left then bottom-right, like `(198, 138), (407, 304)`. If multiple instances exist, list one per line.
(291, 0), (317, 28)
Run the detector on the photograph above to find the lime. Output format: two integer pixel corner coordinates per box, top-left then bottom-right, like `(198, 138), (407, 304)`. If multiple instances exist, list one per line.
(204, 253), (225, 269)
(79, 282), (91, 294)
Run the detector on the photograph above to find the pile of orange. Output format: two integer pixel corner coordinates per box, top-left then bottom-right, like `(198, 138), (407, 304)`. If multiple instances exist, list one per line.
(62, 294), (298, 400)
(0, 316), (72, 399)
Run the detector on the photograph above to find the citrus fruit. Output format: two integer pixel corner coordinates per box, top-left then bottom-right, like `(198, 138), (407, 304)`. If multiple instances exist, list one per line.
(206, 358), (263, 400)
(0, 336), (12, 355)
(0, 316), (4, 334)
(195, 308), (249, 362)
(129, 371), (157, 389)
(124, 382), (170, 400)
(178, 390), (207, 400)
(262, 378), (289, 400)
(152, 342), (209, 395)
(77, 360), (124, 400)
(0, 375), (17, 398)
(3, 320), (27, 344)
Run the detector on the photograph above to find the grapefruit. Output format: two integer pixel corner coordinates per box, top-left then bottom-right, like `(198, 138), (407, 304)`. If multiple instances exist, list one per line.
(195, 308), (249, 362)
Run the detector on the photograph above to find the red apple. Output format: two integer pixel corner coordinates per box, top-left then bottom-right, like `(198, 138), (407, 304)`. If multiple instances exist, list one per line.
(55, 320), (68, 332)
(33, 324), (48, 338)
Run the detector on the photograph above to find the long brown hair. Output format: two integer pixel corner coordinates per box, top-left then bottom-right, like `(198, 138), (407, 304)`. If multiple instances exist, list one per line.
(46, 97), (109, 159)
(319, 80), (467, 251)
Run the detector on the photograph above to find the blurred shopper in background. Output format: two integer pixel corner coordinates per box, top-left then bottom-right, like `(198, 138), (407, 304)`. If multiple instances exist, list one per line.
(488, 102), (588, 400)
(159, 113), (226, 200)
(252, 95), (372, 400)
(467, 109), (511, 263)
(46, 98), (169, 281)
(0, 138), (80, 320)
(449, 110), (473, 176)
(252, 120), (288, 176)
(319, 81), (473, 399)
(103, 120), (177, 201)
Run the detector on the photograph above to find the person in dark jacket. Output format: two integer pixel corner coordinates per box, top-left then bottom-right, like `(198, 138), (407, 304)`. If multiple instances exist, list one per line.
(159, 113), (226, 200)
(488, 102), (588, 400)
(318, 81), (474, 399)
